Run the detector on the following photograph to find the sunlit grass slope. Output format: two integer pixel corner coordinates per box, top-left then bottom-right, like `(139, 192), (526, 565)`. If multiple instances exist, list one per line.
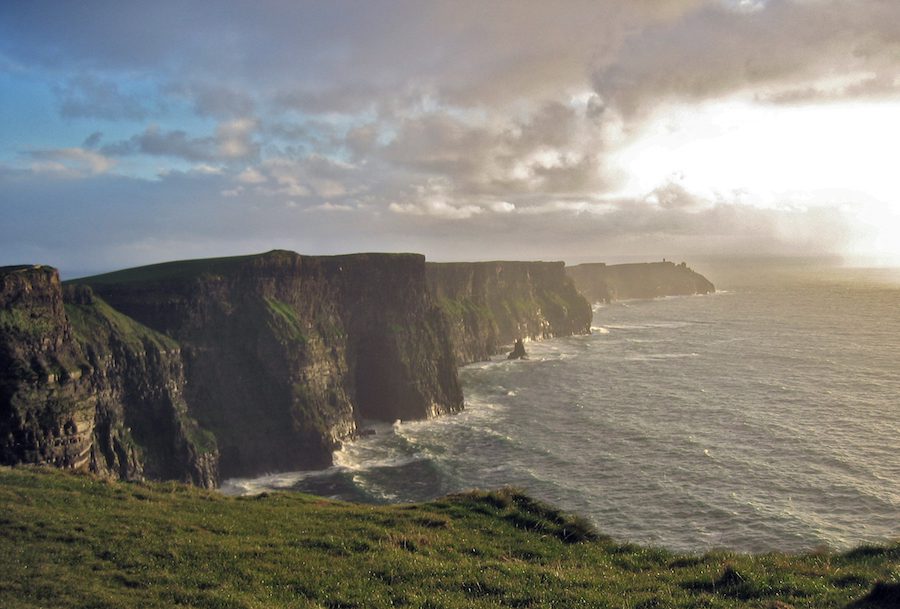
(0, 467), (896, 609)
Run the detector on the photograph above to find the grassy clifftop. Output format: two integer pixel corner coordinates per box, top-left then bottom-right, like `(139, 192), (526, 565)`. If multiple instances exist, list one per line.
(1, 468), (896, 609)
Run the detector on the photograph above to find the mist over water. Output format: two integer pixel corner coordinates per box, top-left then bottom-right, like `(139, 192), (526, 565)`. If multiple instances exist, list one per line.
(223, 265), (900, 553)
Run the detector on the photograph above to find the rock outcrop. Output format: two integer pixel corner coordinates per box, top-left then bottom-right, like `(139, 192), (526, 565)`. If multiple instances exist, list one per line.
(566, 261), (715, 304)
(81, 250), (463, 479)
(507, 339), (527, 360)
(426, 261), (592, 364)
(0, 265), (217, 487)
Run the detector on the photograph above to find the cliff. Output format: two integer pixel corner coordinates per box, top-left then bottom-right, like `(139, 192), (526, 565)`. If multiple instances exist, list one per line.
(0, 265), (217, 487)
(81, 250), (463, 479)
(566, 261), (715, 303)
(426, 261), (592, 364)
(3, 252), (594, 484)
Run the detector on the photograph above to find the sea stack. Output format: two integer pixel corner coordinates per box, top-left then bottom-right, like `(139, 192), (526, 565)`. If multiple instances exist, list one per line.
(507, 339), (528, 360)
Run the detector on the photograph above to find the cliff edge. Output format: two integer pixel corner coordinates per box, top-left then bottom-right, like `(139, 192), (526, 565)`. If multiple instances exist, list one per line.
(426, 261), (592, 364)
(81, 250), (463, 479)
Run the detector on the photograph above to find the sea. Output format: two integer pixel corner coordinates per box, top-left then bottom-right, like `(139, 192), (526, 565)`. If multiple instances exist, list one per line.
(222, 264), (900, 554)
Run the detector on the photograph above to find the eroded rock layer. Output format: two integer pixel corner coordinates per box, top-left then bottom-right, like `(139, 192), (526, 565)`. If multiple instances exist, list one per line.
(0, 266), (217, 487)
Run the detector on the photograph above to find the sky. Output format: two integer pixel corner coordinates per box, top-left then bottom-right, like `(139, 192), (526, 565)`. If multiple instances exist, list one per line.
(1, 0), (899, 275)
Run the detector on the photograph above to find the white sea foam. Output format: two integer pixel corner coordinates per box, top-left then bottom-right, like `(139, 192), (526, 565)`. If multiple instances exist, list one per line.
(220, 468), (330, 496)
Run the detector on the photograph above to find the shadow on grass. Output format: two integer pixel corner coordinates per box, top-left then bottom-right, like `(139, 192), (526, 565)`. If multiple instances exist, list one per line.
(448, 486), (603, 544)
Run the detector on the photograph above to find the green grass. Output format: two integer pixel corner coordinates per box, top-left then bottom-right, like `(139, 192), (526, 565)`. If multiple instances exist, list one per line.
(65, 291), (179, 352)
(71, 252), (275, 285)
(72, 250), (422, 286)
(436, 297), (495, 326)
(264, 297), (307, 343)
(1, 468), (897, 609)
(0, 306), (57, 340)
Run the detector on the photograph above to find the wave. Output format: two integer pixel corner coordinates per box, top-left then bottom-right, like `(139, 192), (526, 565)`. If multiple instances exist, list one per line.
(625, 352), (699, 361)
(219, 467), (336, 496)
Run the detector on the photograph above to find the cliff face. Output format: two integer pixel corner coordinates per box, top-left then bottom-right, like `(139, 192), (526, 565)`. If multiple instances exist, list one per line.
(0, 266), (217, 487)
(426, 261), (592, 364)
(82, 251), (463, 479)
(566, 262), (715, 303)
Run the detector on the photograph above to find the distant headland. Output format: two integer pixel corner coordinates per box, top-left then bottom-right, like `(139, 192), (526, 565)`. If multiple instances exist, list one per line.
(566, 260), (715, 304)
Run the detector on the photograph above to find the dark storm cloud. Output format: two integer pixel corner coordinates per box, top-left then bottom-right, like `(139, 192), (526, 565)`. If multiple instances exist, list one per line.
(592, 0), (900, 115)
(0, 1), (701, 107)
(4, 1), (897, 114)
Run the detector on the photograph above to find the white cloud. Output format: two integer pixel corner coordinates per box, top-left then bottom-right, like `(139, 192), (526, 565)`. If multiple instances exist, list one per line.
(27, 147), (116, 177)
(389, 200), (484, 220)
(490, 201), (516, 213)
(216, 118), (259, 159)
(236, 167), (266, 184)
(308, 202), (354, 212)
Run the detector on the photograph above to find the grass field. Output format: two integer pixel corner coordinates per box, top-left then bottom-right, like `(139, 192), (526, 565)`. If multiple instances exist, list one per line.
(0, 467), (896, 608)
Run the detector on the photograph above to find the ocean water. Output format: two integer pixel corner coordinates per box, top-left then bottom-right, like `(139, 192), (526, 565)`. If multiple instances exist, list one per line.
(222, 265), (900, 553)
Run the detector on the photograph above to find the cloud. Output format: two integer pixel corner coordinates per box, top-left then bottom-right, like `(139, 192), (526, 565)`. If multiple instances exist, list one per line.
(236, 167), (266, 184)
(592, 0), (900, 116)
(0, 1), (708, 112)
(82, 131), (103, 149)
(216, 118), (259, 160)
(211, 153), (367, 203)
(26, 147), (116, 176)
(308, 202), (355, 212)
(0, 155), (861, 275)
(54, 74), (158, 121)
(1, 1), (897, 269)
(165, 81), (255, 118)
(381, 101), (608, 199)
(490, 201), (516, 213)
(102, 120), (260, 162)
(6, 1), (898, 119)
(759, 72), (900, 105)
(389, 200), (484, 220)
(103, 126), (212, 161)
